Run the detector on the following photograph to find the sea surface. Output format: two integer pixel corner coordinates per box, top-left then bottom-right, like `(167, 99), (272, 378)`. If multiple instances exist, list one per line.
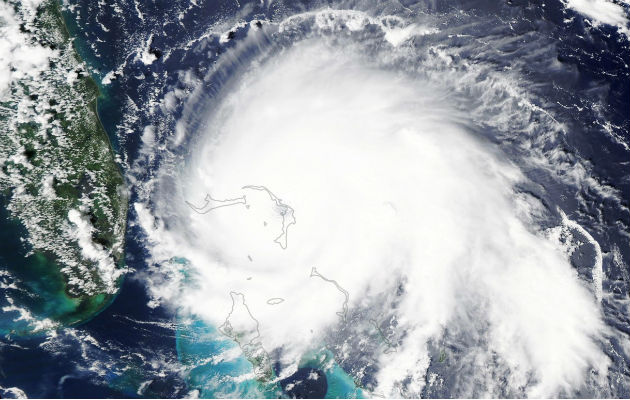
(0, 0), (628, 398)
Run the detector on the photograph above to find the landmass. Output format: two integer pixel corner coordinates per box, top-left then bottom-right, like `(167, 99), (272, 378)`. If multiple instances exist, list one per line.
(218, 291), (273, 381)
(310, 267), (349, 321)
(266, 297), (284, 305)
(185, 193), (246, 214)
(242, 185), (295, 250)
(186, 185), (295, 250)
(0, 0), (127, 334)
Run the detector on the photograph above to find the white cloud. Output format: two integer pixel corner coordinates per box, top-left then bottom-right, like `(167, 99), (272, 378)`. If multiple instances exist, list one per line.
(564, 0), (630, 36)
(67, 209), (124, 294)
(0, 386), (27, 399)
(0, 1), (56, 98)
(135, 34), (157, 65)
(140, 35), (610, 397)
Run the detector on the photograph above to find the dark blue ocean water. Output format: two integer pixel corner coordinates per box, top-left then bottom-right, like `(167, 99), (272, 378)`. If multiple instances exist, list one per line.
(0, 0), (628, 398)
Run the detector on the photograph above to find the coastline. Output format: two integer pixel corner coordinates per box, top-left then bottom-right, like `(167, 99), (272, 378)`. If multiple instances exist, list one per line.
(0, 0), (128, 335)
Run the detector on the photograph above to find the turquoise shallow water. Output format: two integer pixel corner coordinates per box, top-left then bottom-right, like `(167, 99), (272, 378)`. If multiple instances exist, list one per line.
(172, 254), (365, 398)
(176, 313), (278, 398)
(0, 198), (112, 335)
(175, 310), (365, 398)
(299, 349), (365, 399)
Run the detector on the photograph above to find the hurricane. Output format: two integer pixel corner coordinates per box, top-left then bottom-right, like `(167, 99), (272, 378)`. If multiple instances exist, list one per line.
(131, 3), (628, 398)
(0, 0), (628, 398)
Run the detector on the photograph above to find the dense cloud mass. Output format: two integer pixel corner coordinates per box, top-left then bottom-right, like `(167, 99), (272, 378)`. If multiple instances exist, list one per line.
(0, 0), (54, 97)
(135, 12), (621, 396)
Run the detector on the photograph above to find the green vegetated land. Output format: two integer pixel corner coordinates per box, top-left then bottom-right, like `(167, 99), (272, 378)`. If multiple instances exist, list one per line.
(0, 0), (127, 335)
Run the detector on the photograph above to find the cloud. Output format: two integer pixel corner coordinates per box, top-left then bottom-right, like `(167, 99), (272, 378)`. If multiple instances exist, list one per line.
(0, 0), (55, 98)
(138, 32), (611, 397)
(564, 0), (630, 37)
(67, 209), (125, 294)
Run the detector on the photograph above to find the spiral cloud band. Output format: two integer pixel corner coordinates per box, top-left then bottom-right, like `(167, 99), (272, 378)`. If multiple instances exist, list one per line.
(134, 8), (622, 398)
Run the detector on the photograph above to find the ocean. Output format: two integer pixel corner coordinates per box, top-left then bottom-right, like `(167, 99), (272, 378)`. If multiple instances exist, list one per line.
(0, 0), (628, 397)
